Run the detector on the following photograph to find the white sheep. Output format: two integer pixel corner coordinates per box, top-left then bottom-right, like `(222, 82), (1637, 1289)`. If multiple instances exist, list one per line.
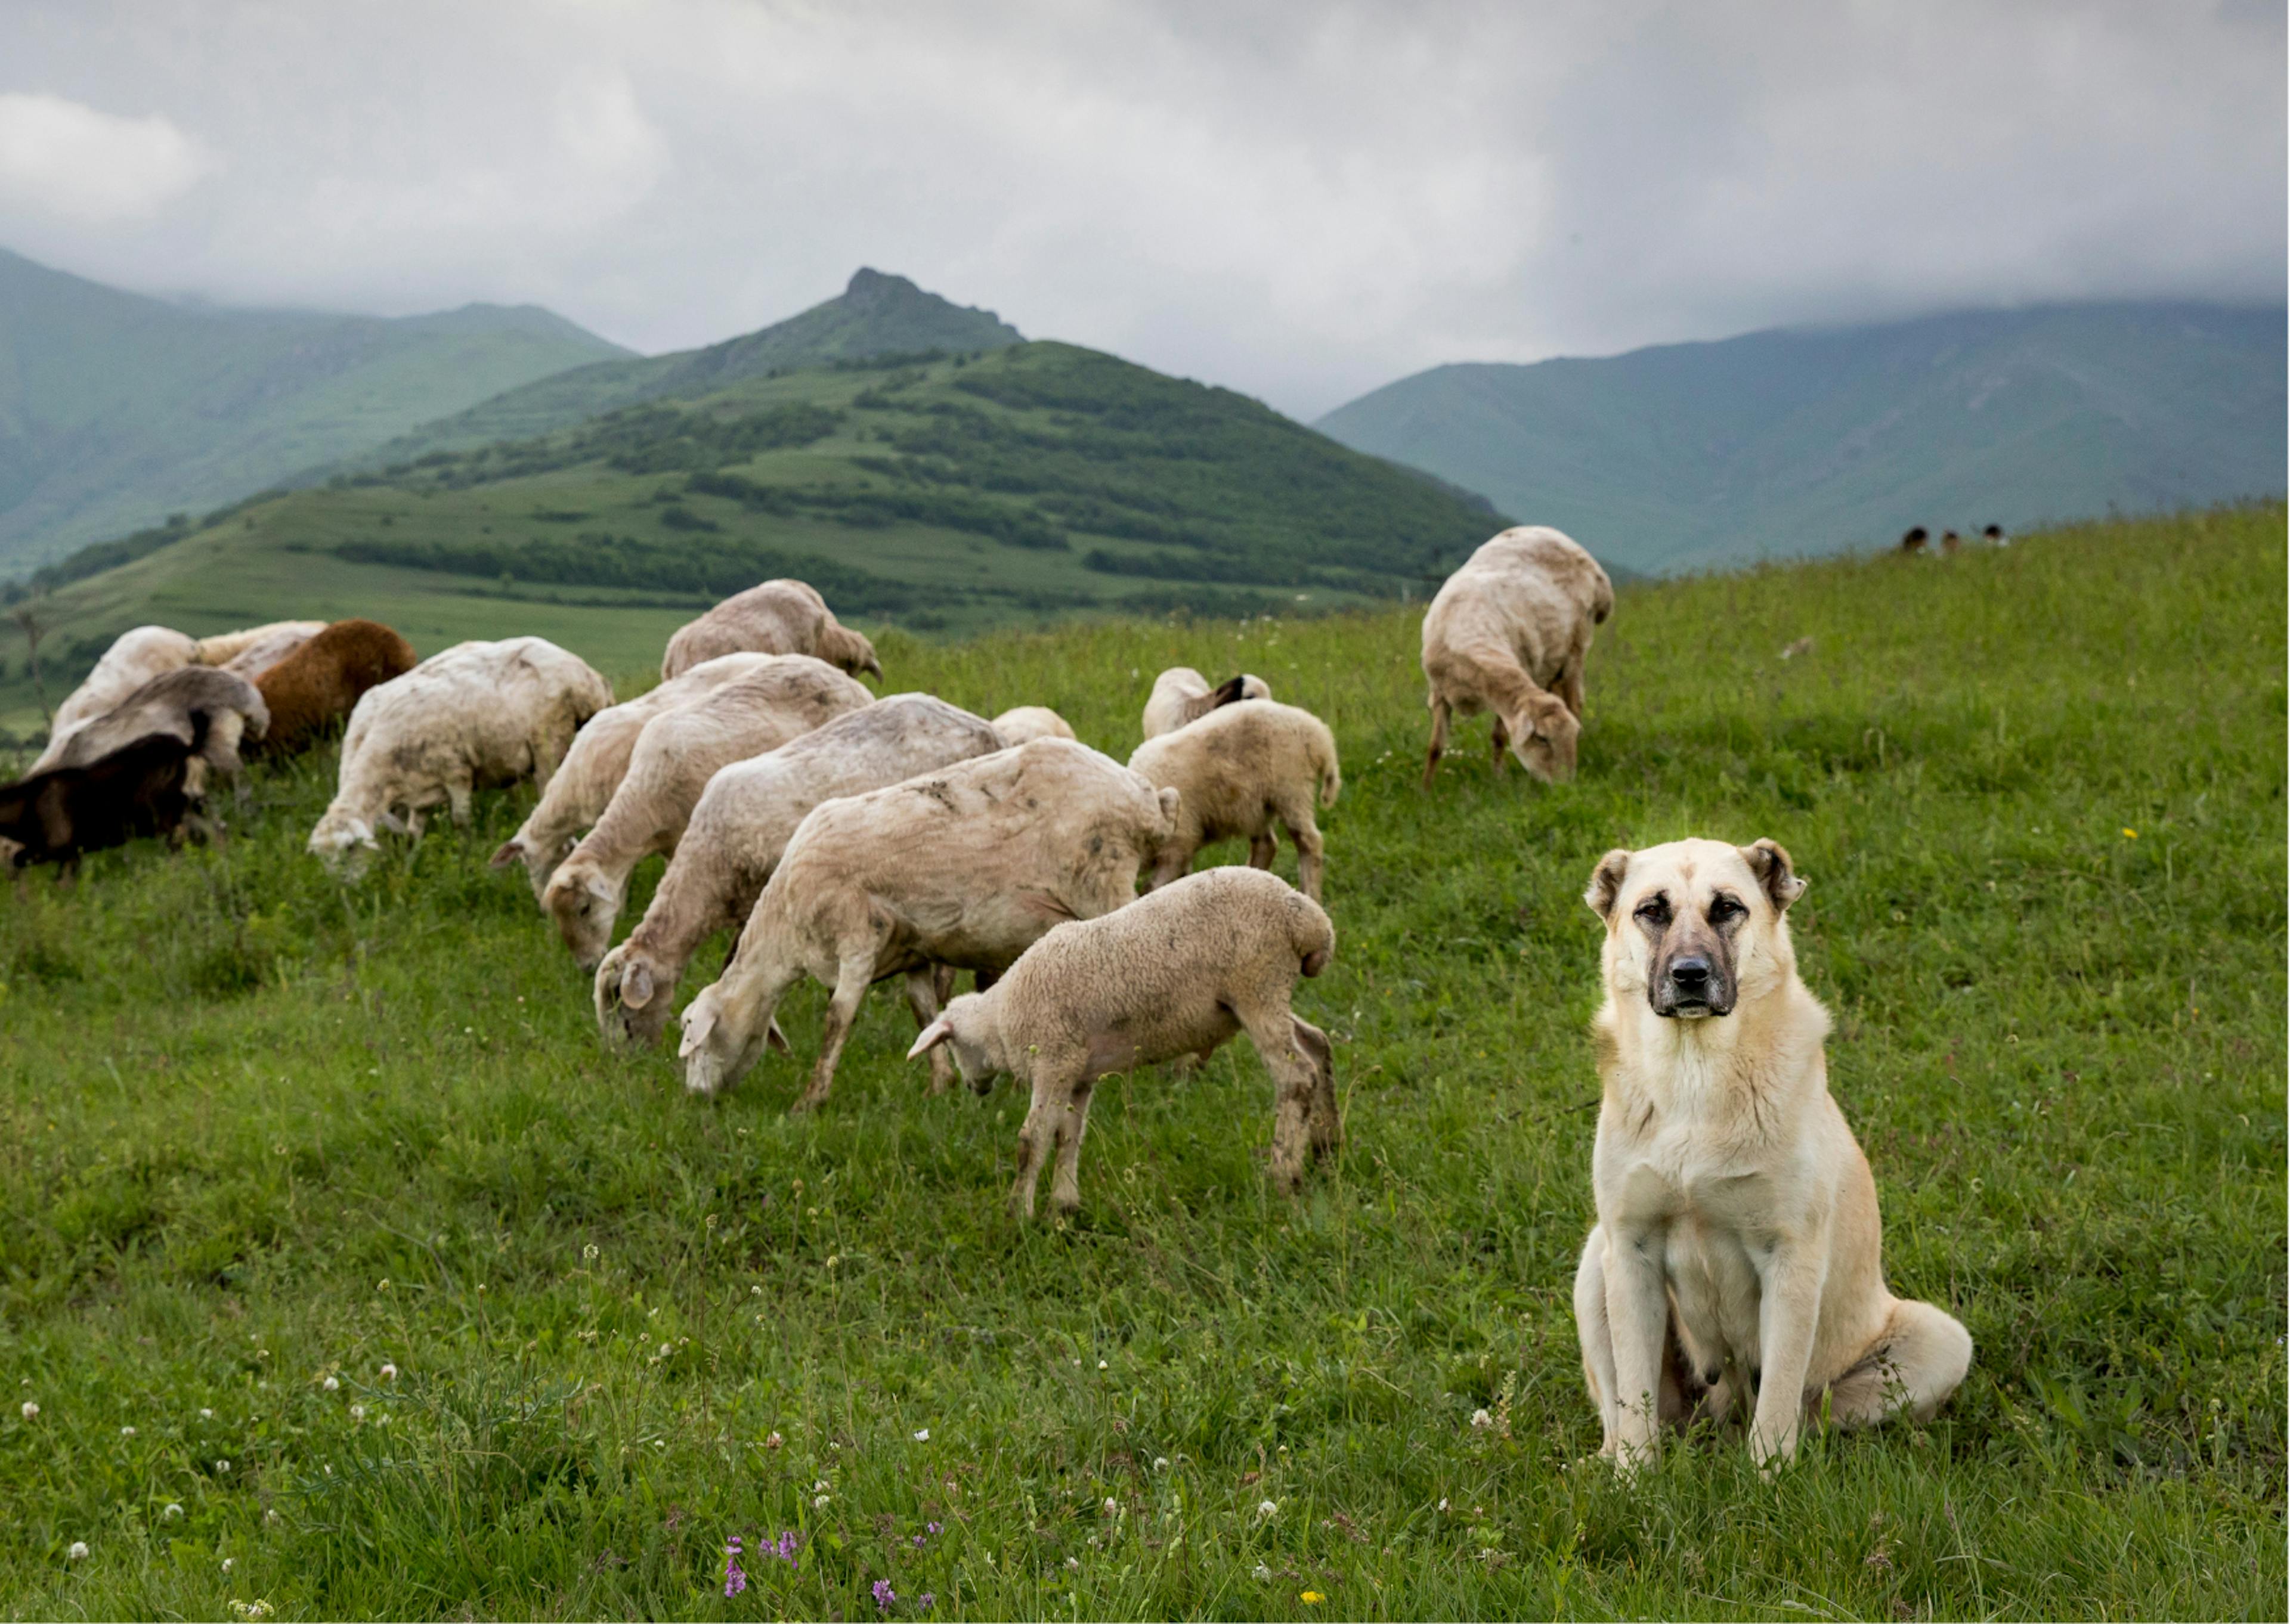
(661, 579), (883, 683)
(489, 653), (776, 902)
(1127, 699), (1340, 901)
(197, 621), (328, 676)
(1139, 667), (1271, 739)
(1419, 525), (1613, 786)
(595, 694), (1005, 1052)
(33, 626), (199, 771)
(909, 865), (1338, 1219)
(677, 737), (1180, 1110)
(543, 656), (872, 969)
(307, 637), (613, 870)
(990, 706), (1077, 746)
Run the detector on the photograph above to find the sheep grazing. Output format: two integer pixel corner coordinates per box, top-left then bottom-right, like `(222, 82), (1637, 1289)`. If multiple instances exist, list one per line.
(1941, 529), (1963, 556)
(46, 666), (270, 799)
(543, 656), (874, 969)
(1127, 699), (1340, 901)
(1419, 525), (1613, 788)
(491, 652), (776, 901)
(308, 637), (613, 872)
(909, 866), (1338, 1219)
(0, 729), (216, 878)
(197, 621), (327, 677)
(250, 619), (417, 758)
(661, 579), (883, 684)
(595, 694), (1005, 1051)
(1140, 667), (1270, 739)
(991, 706), (1078, 746)
(33, 626), (199, 771)
(677, 737), (1180, 1110)
(1900, 526), (1929, 554)
(1983, 523), (2007, 546)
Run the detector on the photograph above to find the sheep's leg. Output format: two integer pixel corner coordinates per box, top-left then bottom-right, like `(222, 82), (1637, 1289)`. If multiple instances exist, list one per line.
(1421, 698), (1450, 789)
(791, 952), (877, 1113)
(1008, 1068), (1078, 1222)
(1248, 832), (1277, 869)
(1241, 1002), (1323, 1195)
(444, 770), (475, 829)
(903, 966), (956, 1096)
(1557, 663), (1586, 720)
(1280, 805), (1326, 902)
(1490, 715), (1510, 774)
(1048, 1077), (1097, 1216)
(1291, 1016), (1340, 1157)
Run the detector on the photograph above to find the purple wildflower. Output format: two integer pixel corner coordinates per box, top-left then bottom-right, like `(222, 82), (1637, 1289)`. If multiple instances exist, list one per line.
(911, 1533), (926, 1548)
(872, 1577), (898, 1613)
(723, 1535), (747, 1599)
(772, 1530), (800, 1566)
(927, 1521), (942, 1536)
(918, 1594), (936, 1612)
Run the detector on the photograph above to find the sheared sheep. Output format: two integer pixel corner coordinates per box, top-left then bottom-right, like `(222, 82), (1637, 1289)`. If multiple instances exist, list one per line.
(1127, 699), (1339, 901)
(543, 656), (873, 969)
(661, 579), (883, 683)
(595, 693), (1005, 1051)
(1139, 667), (1270, 739)
(33, 626), (199, 771)
(990, 706), (1077, 746)
(251, 619), (417, 759)
(909, 866), (1338, 1219)
(677, 737), (1180, 1110)
(490, 652), (776, 902)
(308, 637), (612, 872)
(1419, 525), (1613, 788)
(0, 727), (216, 879)
(47, 666), (269, 799)
(199, 621), (328, 677)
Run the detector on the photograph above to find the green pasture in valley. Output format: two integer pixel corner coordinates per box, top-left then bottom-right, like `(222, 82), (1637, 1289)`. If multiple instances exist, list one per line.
(0, 506), (2280, 1619)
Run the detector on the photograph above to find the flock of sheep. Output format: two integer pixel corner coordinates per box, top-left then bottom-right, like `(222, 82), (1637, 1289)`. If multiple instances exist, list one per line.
(2, 530), (1613, 1219)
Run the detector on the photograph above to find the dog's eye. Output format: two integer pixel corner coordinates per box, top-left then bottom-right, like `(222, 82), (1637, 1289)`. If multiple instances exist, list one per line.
(1633, 897), (1670, 925)
(1708, 894), (1744, 922)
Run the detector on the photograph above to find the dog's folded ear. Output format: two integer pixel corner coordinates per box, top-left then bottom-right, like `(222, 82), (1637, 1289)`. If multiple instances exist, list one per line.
(1585, 848), (1632, 920)
(1740, 838), (1808, 912)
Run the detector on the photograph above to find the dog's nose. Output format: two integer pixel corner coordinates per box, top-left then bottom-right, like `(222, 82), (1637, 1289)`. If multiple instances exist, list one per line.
(1669, 955), (1712, 993)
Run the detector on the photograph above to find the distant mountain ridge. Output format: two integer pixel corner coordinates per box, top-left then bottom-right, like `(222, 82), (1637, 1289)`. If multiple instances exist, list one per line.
(1316, 302), (2287, 574)
(342, 268), (1025, 470)
(0, 246), (633, 572)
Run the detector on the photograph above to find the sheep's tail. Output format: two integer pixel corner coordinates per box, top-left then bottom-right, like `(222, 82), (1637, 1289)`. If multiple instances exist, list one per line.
(1590, 566), (1615, 625)
(1314, 720), (1341, 808)
(1288, 888), (1336, 974)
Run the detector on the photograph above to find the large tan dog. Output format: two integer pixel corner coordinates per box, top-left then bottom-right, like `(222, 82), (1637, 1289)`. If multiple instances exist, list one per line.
(1573, 837), (1971, 1467)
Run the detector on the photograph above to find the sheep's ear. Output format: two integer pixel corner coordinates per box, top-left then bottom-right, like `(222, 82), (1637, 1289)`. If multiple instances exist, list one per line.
(488, 838), (524, 870)
(1739, 838), (1808, 912)
(678, 1007), (716, 1059)
(1585, 848), (1632, 921)
(908, 1016), (955, 1060)
(620, 962), (654, 1009)
(765, 1019), (791, 1054)
(585, 875), (617, 905)
(1156, 785), (1181, 830)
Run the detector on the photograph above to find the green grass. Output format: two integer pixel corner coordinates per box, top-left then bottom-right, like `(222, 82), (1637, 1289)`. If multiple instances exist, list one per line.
(0, 506), (2281, 1620)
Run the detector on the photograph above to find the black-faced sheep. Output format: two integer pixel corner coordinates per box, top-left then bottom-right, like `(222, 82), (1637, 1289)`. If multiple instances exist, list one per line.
(1140, 667), (1270, 739)
(909, 866), (1338, 1219)
(1419, 525), (1613, 788)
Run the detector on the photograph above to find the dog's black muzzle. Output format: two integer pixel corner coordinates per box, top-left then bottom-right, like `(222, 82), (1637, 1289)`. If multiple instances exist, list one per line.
(1651, 952), (1735, 1018)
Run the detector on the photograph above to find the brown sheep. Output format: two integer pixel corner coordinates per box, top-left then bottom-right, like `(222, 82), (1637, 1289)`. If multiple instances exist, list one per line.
(251, 619), (418, 757)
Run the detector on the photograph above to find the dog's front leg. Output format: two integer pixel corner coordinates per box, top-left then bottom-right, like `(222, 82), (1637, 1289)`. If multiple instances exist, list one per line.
(1749, 1243), (1826, 1468)
(1602, 1223), (1670, 1467)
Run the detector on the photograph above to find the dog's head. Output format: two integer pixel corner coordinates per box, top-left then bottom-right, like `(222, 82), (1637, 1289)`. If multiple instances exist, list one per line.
(1583, 838), (1806, 1019)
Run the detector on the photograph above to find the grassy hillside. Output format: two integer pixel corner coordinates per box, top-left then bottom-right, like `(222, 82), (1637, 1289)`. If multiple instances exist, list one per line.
(0, 247), (632, 573)
(0, 342), (1504, 731)
(0, 506), (2279, 1619)
(346, 269), (1025, 468)
(1318, 302), (2288, 575)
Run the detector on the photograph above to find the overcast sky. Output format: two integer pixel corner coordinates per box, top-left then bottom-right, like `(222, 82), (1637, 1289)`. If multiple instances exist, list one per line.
(1, 1), (2281, 418)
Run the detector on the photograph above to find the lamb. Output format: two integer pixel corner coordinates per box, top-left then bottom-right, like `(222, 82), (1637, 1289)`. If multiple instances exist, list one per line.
(990, 706), (1077, 746)
(908, 866), (1338, 1219)
(250, 619), (417, 758)
(661, 579), (884, 683)
(46, 666), (270, 798)
(1127, 699), (1340, 901)
(595, 694), (1005, 1051)
(1419, 525), (1613, 788)
(197, 621), (328, 676)
(677, 737), (1181, 1110)
(1139, 667), (1271, 739)
(542, 656), (874, 969)
(0, 727), (216, 878)
(490, 652), (777, 901)
(308, 637), (613, 872)
(33, 626), (199, 771)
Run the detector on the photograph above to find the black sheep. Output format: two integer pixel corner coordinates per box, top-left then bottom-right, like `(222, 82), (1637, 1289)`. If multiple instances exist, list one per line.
(0, 725), (215, 879)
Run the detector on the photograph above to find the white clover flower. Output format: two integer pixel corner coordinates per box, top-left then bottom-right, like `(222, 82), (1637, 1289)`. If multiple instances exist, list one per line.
(349, 1405), (367, 1421)
(1257, 1499), (1278, 1520)
(914, 1428), (929, 1442)
(215, 1458), (232, 1473)
(200, 1408), (215, 1420)
(67, 1541), (88, 1561)
(765, 1431), (782, 1450)
(323, 1377), (339, 1392)
(1153, 1456), (1171, 1471)
(1437, 1497), (1450, 1513)
(379, 1363), (398, 1381)
(1064, 1556), (1081, 1572)
(1470, 1408), (1493, 1430)
(222, 1557), (235, 1572)
(162, 1503), (184, 1521)
(1097, 1359), (1108, 1370)
(813, 1494), (830, 1510)
(20, 1401), (38, 1420)
(265, 1509), (280, 1526)
(657, 1343), (671, 1359)
(120, 1425), (136, 1437)
(813, 1478), (830, 1492)
(1252, 1564), (1273, 1582)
